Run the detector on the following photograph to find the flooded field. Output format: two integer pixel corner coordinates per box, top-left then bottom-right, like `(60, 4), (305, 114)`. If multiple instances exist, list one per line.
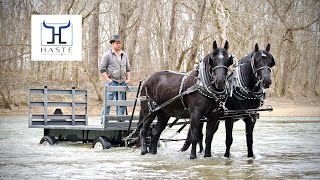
(0, 116), (319, 179)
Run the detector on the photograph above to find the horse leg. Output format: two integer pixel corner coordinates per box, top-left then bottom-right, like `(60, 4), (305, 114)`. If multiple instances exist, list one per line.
(198, 122), (204, 153)
(181, 121), (203, 152)
(149, 112), (170, 154)
(181, 128), (191, 152)
(244, 117), (256, 158)
(204, 114), (219, 157)
(139, 112), (156, 155)
(190, 113), (202, 159)
(224, 118), (234, 158)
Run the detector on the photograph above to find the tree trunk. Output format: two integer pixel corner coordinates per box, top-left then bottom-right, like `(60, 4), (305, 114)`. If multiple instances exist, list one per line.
(165, 0), (177, 70)
(72, 63), (79, 88)
(0, 91), (11, 110)
(211, 0), (228, 43)
(187, 0), (206, 71)
(118, 0), (138, 51)
(88, 2), (100, 83)
(128, 1), (144, 70)
(81, 62), (103, 101)
(280, 29), (294, 97)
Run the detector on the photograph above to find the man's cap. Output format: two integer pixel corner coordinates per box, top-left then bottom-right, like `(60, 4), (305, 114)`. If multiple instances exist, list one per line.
(110, 34), (121, 44)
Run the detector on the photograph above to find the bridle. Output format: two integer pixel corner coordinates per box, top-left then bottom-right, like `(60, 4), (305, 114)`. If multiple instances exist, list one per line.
(230, 52), (270, 102)
(195, 51), (229, 106)
(208, 52), (229, 91)
(250, 51), (272, 81)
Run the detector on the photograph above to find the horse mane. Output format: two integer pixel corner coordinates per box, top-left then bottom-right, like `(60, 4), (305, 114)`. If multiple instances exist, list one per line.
(239, 54), (251, 64)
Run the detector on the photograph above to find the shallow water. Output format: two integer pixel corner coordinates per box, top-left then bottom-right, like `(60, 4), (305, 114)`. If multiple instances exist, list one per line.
(0, 116), (319, 179)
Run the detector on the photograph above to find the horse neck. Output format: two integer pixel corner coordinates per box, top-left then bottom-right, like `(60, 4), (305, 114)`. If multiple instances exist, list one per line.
(204, 58), (219, 87)
(204, 59), (211, 75)
(239, 60), (259, 90)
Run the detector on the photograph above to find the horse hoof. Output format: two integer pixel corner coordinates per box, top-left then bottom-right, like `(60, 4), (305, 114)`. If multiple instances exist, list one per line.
(204, 153), (211, 158)
(150, 149), (157, 155)
(141, 149), (148, 155)
(199, 147), (203, 153)
(247, 154), (254, 158)
(190, 154), (197, 159)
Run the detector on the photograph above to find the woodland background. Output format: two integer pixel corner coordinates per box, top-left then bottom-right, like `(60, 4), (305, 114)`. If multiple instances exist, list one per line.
(0, 0), (319, 110)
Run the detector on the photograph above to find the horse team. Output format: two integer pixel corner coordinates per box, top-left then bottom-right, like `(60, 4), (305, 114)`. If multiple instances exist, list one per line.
(139, 41), (275, 159)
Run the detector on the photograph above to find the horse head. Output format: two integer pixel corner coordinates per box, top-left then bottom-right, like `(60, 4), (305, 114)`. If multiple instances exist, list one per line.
(207, 40), (233, 91)
(251, 43), (275, 88)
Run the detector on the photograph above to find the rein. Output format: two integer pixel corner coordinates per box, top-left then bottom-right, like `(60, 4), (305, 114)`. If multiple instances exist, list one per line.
(146, 57), (229, 114)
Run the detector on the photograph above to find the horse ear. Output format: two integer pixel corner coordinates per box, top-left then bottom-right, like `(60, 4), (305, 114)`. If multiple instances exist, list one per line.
(228, 54), (234, 66)
(209, 57), (213, 65)
(271, 58), (275, 67)
(266, 43), (271, 52)
(213, 41), (218, 50)
(270, 55), (276, 67)
(254, 43), (259, 52)
(224, 40), (229, 50)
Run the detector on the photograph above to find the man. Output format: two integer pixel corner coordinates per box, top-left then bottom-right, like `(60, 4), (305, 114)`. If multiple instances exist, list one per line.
(99, 35), (131, 119)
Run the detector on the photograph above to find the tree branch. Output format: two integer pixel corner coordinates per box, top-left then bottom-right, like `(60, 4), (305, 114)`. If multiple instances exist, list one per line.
(291, 16), (320, 31)
(67, 0), (75, 14)
(0, 51), (31, 63)
(0, 44), (31, 47)
(176, 34), (214, 71)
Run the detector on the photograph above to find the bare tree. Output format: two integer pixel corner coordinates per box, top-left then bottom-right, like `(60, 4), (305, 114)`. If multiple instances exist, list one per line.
(187, 0), (206, 71)
(1, 0), (320, 110)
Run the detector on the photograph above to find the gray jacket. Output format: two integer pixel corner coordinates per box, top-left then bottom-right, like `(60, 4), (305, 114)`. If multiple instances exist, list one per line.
(99, 50), (130, 83)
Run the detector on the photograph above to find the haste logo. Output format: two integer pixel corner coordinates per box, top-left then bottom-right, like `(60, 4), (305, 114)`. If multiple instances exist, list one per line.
(31, 15), (82, 61)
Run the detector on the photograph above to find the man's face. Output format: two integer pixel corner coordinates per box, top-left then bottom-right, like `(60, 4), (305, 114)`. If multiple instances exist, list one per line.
(112, 41), (122, 51)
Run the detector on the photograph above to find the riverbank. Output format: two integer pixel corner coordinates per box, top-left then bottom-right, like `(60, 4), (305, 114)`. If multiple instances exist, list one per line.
(260, 97), (320, 117)
(1, 97), (320, 117)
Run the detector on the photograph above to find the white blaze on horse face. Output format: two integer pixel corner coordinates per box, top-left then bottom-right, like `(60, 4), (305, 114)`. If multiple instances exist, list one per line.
(261, 52), (267, 57)
(218, 52), (224, 59)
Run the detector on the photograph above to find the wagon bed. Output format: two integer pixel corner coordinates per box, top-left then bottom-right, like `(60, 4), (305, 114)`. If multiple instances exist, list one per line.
(28, 84), (146, 149)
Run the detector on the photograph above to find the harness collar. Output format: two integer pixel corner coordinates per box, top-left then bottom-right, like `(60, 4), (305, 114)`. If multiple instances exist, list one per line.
(197, 59), (228, 101)
(230, 59), (265, 101)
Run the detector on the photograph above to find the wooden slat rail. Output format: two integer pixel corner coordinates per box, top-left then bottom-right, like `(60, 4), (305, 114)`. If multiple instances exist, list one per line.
(105, 86), (139, 92)
(102, 84), (141, 128)
(29, 102), (87, 107)
(105, 100), (140, 106)
(28, 86), (88, 127)
(30, 89), (87, 95)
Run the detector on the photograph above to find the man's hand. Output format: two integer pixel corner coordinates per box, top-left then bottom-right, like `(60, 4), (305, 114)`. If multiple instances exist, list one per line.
(125, 79), (130, 84)
(106, 78), (113, 83)
(102, 72), (112, 83)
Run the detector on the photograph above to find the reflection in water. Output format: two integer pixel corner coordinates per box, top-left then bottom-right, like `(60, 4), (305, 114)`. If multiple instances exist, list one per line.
(0, 116), (319, 179)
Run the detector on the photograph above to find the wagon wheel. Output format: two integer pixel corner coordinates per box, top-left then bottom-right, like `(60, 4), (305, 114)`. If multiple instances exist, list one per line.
(92, 136), (111, 150)
(40, 135), (56, 145)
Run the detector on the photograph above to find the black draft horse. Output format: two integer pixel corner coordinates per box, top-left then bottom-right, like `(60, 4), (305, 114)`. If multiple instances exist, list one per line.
(181, 43), (275, 158)
(139, 41), (233, 159)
